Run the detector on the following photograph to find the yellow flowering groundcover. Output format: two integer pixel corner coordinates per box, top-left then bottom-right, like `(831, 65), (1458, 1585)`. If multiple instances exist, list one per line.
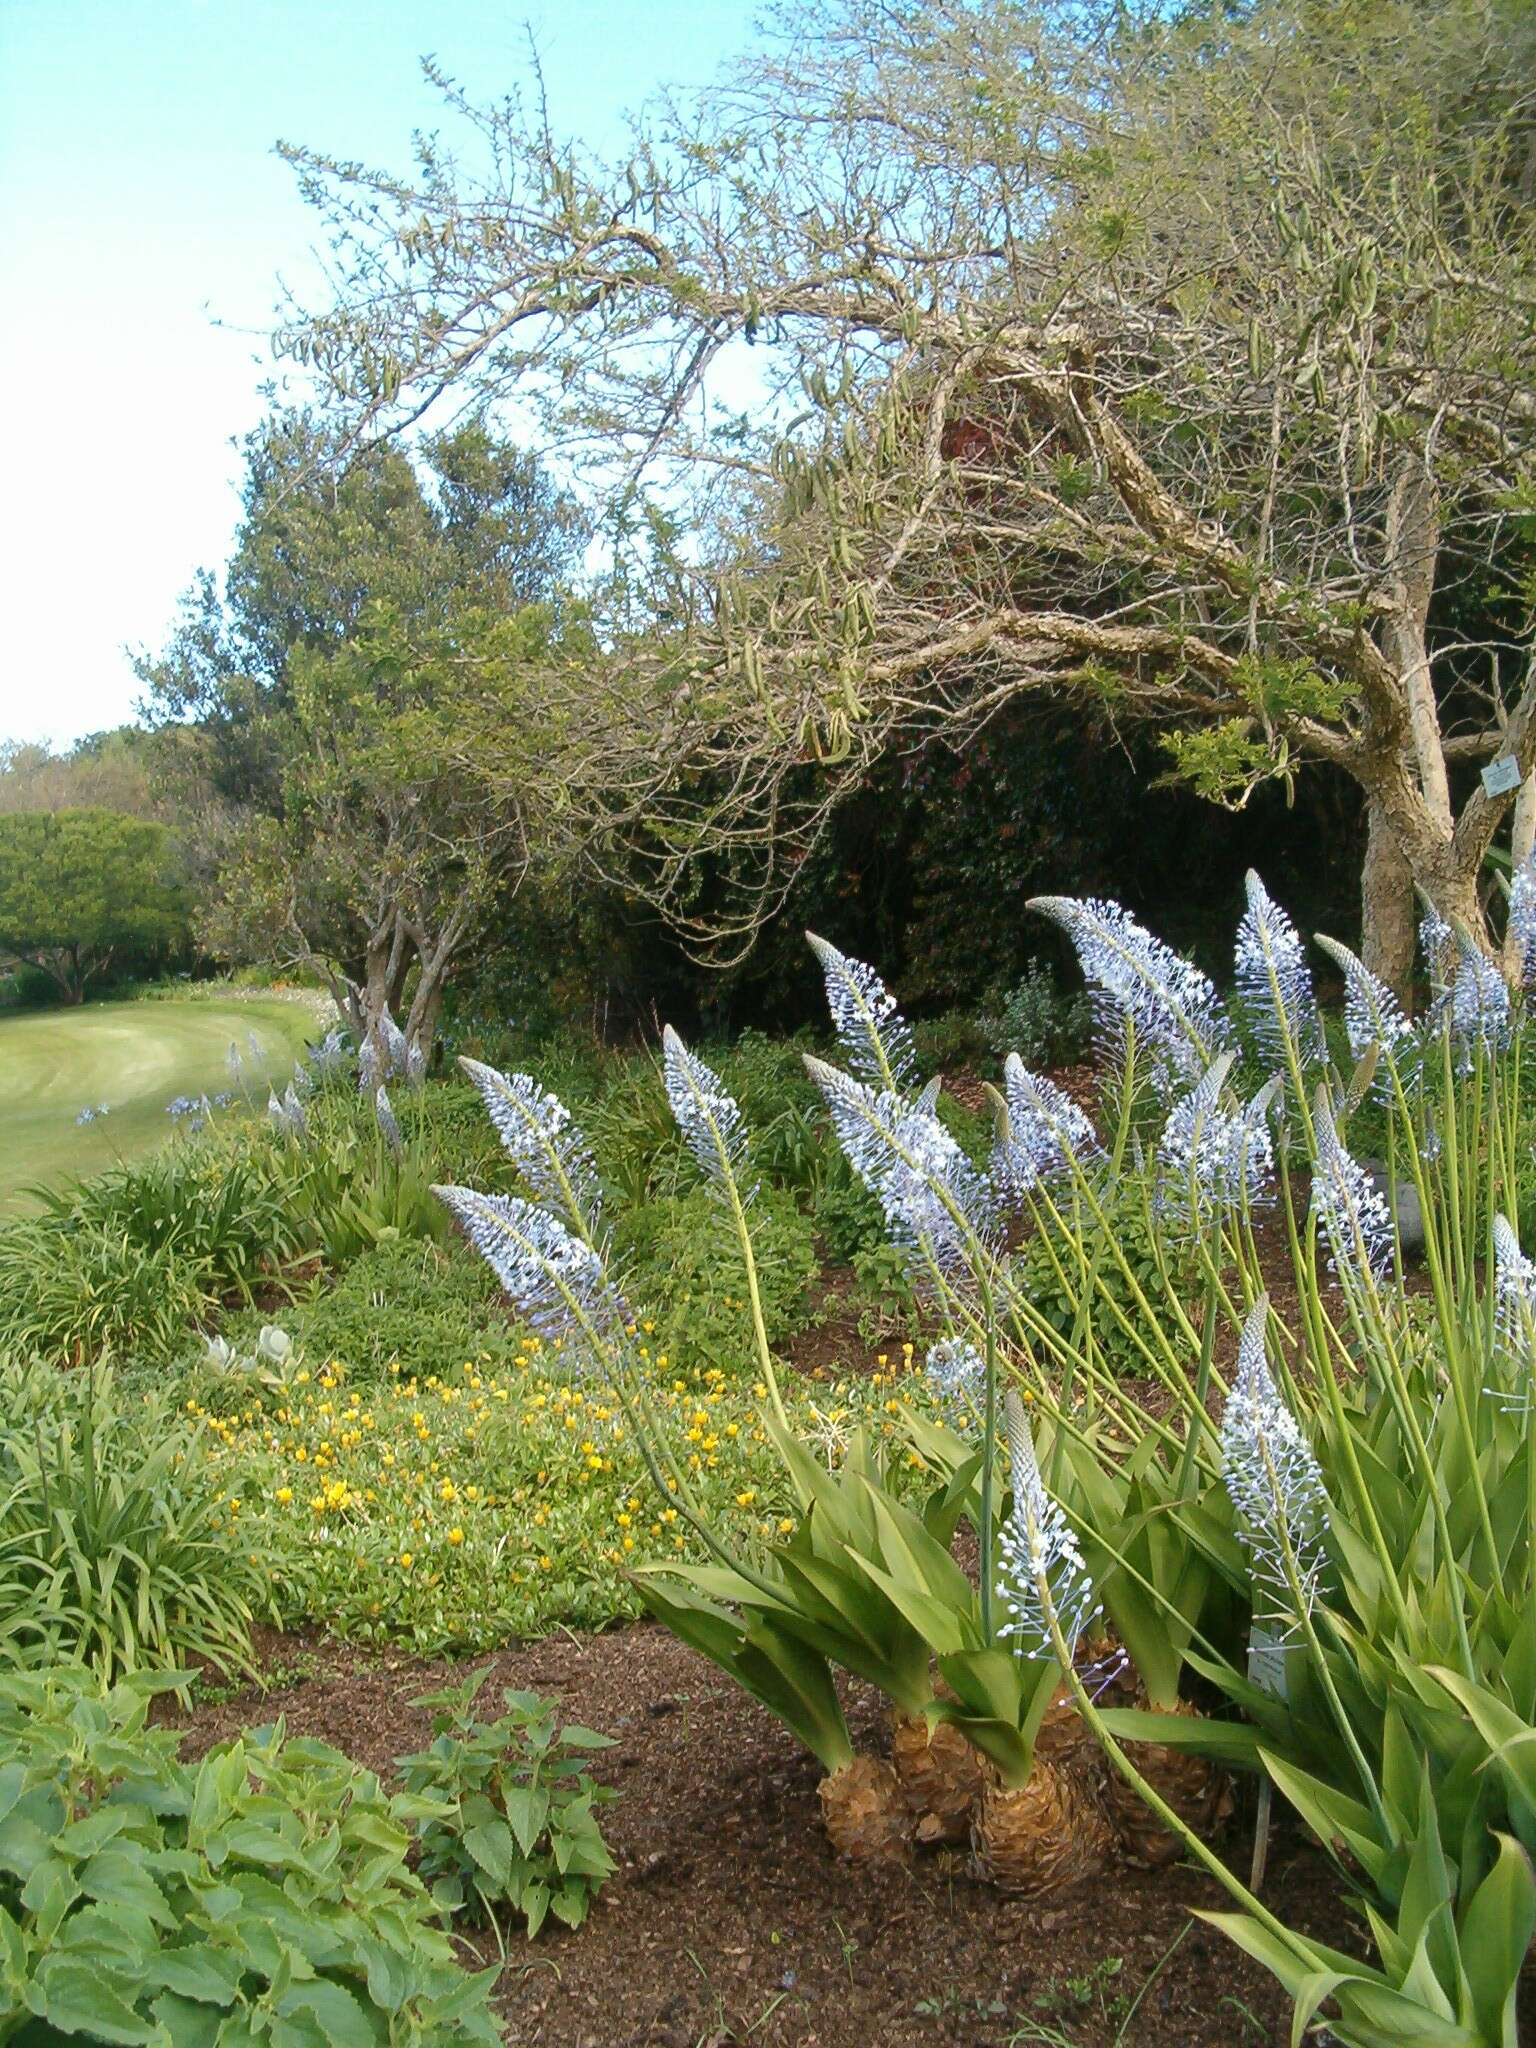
(192, 1333), (931, 1651)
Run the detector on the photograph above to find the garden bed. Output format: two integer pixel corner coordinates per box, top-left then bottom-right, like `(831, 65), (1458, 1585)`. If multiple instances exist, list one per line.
(170, 1623), (1356, 2048)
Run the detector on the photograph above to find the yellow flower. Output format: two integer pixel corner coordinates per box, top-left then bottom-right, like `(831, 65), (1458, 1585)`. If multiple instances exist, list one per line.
(447, 1527), (465, 1547)
(735, 1489), (756, 1508)
(275, 1487), (293, 1505)
(398, 1552), (414, 1570)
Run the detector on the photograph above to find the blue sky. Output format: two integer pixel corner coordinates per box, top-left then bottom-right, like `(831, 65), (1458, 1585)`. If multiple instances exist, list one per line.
(0, 0), (759, 745)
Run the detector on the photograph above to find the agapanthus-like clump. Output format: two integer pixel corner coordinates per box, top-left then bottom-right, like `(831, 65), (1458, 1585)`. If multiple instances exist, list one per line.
(435, 1186), (627, 1366)
(807, 1057), (996, 1272)
(307, 1027), (352, 1078)
(1510, 856), (1536, 991)
(1030, 895), (1231, 1098)
(458, 1057), (601, 1236)
(374, 1085), (403, 1158)
(992, 1055), (1102, 1204)
(74, 1103), (109, 1126)
(925, 1335), (985, 1409)
(226, 1041), (244, 1084)
(1491, 1216), (1536, 1413)
(166, 1094), (201, 1121)
(1155, 1058), (1276, 1226)
(663, 1026), (753, 1202)
(268, 1084), (308, 1141)
(1313, 935), (1415, 1078)
(1448, 938), (1510, 1069)
(1310, 1098), (1393, 1284)
(997, 1392), (1096, 1661)
(807, 933), (918, 1093)
(246, 1029), (266, 1064)
(1221, 1297), (1329, 1618)
(1234, 872), (1324, 1070)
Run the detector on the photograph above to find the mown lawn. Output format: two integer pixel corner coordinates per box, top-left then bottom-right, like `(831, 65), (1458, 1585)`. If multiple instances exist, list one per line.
(0, 992), (326, 1209)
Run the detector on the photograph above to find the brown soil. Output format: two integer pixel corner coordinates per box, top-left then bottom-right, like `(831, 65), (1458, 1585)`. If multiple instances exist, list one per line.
(169, 1623), (1371, 2048)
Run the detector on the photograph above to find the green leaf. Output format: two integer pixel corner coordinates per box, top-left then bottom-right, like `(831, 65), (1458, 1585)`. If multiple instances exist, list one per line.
(1456, 1833), (1536, 2043)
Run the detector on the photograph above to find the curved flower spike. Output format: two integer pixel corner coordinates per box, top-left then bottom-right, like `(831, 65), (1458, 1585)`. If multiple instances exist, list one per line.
(1310, 1094), (1393, 1283)
(374, 1085), (403, 1159)
(1510, 855), (1536, 990)
(1448, 937), (1510, 1067)
(1235, 872), (1324, 1070)
(1221, 1296), (1329, 1617)
(1491, 1216), (1536, 1416)
(992, 1055), (1102, 1203)
(806, 933), (918, 1094)
(435, 1186), (627, 1367)
(997, 1391), (1096, 1661)
(1156, 1057), (1276, 1224)
(1030, 894), (1230, 1098)
(458, 1057), (601, 1237)
(663, 1026), (753, 1202)
(805, 1055), (995, 1272)
(1312, 934), (1415, 1079)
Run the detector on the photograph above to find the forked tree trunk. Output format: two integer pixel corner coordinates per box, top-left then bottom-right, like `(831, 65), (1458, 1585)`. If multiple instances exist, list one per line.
(1361, 798), (1418, 1004)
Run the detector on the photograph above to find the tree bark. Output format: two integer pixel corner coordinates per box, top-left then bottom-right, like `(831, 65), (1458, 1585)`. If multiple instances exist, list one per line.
(1361, 798), (1417, 1003)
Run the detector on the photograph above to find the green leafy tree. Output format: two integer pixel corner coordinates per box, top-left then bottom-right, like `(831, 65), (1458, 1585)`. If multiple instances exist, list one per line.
(0, 809), (187, 1002)
(274, 0), (1536, 988)
(142, 415), (591, 1059)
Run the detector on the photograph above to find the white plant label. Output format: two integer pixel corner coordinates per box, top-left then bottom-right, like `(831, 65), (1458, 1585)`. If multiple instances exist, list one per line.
(1481, 755), (1522, 798)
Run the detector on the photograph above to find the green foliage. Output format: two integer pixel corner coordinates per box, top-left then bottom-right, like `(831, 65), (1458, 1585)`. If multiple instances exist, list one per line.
(0, 1147), (297, 1363)
(978, 963), (1093, 1068)
(0, 808), (187, 1004)
(397, 1666), (616, 1936)
(0, 1663), (500, 2045)
(222, 1234), (519, 1387)
(613, 1182), (819, 1374)
(0, 1361), (268, 1680)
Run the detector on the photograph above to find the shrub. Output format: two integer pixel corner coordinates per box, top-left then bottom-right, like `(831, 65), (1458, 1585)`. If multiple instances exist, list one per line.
(979, 961), (1093, 1067)
(219, 1234), (521, 1387)
(613, 1181), (819, 1373)
(0, 1663), (500, 2046)
(398, 1666), (617, 1936)
(0, 1360), (269, 1679)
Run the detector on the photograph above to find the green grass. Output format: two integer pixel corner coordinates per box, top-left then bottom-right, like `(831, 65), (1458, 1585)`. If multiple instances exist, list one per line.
(0, 992), (328, 1210)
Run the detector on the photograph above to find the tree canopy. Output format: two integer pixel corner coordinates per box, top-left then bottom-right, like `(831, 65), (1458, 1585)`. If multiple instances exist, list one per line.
(0, 810), (188, 1003)
(273, 0), (1536, 985)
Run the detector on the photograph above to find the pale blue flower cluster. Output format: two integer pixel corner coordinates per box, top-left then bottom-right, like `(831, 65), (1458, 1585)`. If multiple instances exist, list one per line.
(924, 1335), (985, 1406)
(1030, 894), (1231, 1098)
(1491, 1216), (1536, 1410)
(806, 1056), (995, 1272)
(1221, 1297), (1329, 1618)
(1310, 1100), (1394, 1282)
(458, 1057), (602, 1235)
(1448, 938), (1510, 1067)
(996, 1393), (1096, 1661)
(434, 1186), (627, 1367)
(1234, 871), (1324, 1069)
(807, 932), (918, 1092)
(74, 1103), (109, 1126)
(992, 1055), (1101, 1202)
(1155, 1058), (1276, 1225)
(374, 1085), (403, 1157)
(1509, 855), (1536, 990)
(1315, 935), (1414, 1075)
(662, 1025), (753, 1200)
(307, 1027), (352, 1077)
(267, 1082), (309, 1140)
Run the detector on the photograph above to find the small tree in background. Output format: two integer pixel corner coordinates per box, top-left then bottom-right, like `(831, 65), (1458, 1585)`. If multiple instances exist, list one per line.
(0, 810), (187, 1003)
